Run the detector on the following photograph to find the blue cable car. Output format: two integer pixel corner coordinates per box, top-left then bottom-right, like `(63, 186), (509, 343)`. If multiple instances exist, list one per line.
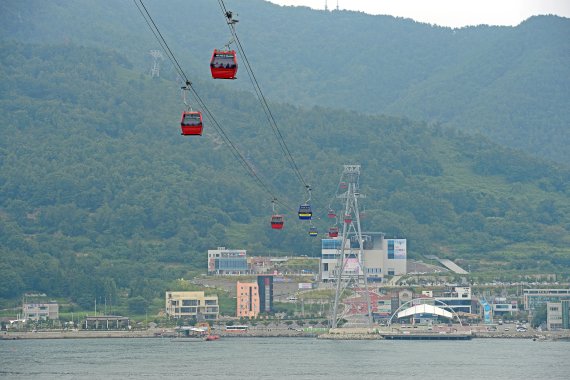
(298, 204), (312, 220)
(308, 226), (318, 236)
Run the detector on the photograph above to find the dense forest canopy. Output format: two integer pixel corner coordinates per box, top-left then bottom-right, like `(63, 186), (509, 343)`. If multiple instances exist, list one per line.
(1, 0), (568, 164)
(0, 1), (569, 308)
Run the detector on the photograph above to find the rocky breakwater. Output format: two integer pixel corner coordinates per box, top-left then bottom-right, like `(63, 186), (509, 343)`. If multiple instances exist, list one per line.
(318, 328), (382, 340)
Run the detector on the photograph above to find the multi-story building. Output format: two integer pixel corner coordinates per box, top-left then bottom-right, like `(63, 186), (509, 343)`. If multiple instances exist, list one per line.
(564, 300), (570, 330)
(165, 291), (219, 320)
(491, 298), (519, 316)
(546, 300), (570, 330)
(432, 286), (473, 314)
(236, 282), (260, 318)
(320, 233), (407, 283)
(547, 302), (563, 330)
(23, 302), (59, 321)
(207, 247), (248, 275)
(523, 289), (570, 311)
(257, 275), (274, 314)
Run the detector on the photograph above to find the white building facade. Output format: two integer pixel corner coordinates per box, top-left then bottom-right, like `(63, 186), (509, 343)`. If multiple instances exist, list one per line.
(23, 302), (59, 321)
(320, 233), (407, 283)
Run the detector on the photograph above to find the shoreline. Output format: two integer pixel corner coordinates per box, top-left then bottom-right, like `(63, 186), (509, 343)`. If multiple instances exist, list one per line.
(3, 328), (569, 341)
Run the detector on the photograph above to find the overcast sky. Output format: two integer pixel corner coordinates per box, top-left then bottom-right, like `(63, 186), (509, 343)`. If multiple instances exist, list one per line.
(266, 0), (570, 28)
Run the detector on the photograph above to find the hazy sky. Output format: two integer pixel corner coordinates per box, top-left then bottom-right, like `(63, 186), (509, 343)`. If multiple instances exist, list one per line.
(267, 0), (570, 28)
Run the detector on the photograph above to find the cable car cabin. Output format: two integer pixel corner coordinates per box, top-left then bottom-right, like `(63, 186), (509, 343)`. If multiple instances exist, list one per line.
(327, 209), (336, 218)
(210, 49), (238, 79)
(344, 214), (352, 224)
(328, 226), (339, 238)
(180, 111), (203, 136)
(298, 204), (312, 220)
(308, 227), (318, 236)
(270, 215), (284, 230)
(339, 182), (348, 189)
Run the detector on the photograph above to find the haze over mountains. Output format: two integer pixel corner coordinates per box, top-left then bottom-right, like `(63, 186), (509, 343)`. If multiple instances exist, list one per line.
(0, 0), (568, 304)
(2, 0), (568, 163)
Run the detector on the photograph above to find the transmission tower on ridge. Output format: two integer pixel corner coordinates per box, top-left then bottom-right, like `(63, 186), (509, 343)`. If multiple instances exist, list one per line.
(330, 164), (373, 329)
(149, 49), (164, 78)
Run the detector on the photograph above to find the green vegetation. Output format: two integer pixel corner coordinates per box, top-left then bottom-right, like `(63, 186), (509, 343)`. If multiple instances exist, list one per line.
(2, 0), (568, 164)
(0, 2), (569, 316)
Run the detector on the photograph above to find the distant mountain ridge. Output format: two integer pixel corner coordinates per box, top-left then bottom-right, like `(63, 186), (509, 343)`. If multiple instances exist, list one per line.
(1, 1), (568, 162)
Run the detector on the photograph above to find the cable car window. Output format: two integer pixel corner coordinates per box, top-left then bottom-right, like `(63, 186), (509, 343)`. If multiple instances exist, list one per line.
(183, 114), (200, 126)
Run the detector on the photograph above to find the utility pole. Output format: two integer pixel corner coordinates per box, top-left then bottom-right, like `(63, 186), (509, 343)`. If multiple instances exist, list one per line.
(330, 165), (373, 329)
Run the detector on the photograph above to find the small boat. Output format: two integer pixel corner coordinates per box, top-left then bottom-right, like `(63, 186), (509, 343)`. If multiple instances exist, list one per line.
(172, 326), (209, 342)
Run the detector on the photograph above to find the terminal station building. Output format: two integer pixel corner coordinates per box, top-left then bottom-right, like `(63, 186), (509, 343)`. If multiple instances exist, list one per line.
(320, 233), (407, 283)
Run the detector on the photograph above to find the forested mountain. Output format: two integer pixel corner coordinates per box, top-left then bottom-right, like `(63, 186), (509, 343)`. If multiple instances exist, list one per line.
(1, 1), (569, 307)
(2, 0), (568, 163)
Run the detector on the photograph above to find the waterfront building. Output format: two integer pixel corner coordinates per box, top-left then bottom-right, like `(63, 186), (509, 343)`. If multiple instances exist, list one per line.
(83, 316), (130, 330)
(547, 302), (563, 330)
(320, 233), (407, 283)
(491, 298), (519, 316)
(236, 282), (260, 318)
(546, 300), (570, 330)
(165, 291), (219, 320)
(564, 300), (570, 329)
(257, 275), (274, 313)
(207, 247), (248, 275)
(23, 302), (59, 321)
(432, 286), (473, 314)
(523, 288), (570, 311)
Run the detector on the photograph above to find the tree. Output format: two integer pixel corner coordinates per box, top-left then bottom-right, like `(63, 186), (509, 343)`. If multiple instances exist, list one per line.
(531, 304), (547, 328)
(128, 296), (149, 315)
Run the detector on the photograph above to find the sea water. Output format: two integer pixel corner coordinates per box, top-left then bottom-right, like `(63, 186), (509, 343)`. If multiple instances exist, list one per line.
(1, 337), (569, 379)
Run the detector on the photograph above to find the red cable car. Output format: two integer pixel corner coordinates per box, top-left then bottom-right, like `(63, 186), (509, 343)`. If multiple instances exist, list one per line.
(340, 182), (347, 189)
(344, 214), (352, 224)
(210, 49), (238, 79)
(270, 214), (284, 230)
(328, 226), (339, 238)
(327, 209), (336, 218)
(180, 111), (203, 136)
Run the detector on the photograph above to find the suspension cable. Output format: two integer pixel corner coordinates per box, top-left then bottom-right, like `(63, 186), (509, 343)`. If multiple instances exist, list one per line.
(134, 0), (294, 213)
(217, 0), (311, 193)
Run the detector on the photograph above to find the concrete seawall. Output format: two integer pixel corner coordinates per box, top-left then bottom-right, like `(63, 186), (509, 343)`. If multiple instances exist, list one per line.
(3, 329), (569, 341)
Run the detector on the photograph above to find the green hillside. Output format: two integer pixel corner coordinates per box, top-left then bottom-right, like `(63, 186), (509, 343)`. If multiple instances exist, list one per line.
(1, 1), (569, 309)
(2, 0), (568, 163)
(1, 40), (569, 308)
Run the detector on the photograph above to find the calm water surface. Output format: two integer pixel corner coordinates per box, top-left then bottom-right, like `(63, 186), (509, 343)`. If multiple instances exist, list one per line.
(1, 337), (568, 379)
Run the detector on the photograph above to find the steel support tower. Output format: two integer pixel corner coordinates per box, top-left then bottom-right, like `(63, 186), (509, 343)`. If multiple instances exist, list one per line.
(149, 49), (164, 78)
(331, 165), (373, 329)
